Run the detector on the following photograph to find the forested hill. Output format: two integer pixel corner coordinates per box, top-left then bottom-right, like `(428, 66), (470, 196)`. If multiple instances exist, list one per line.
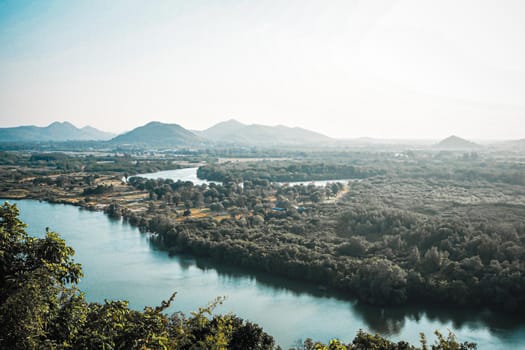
(198, 119), (334, 145)
(110, 121), (203, 146)
(0, 121), (114, 142)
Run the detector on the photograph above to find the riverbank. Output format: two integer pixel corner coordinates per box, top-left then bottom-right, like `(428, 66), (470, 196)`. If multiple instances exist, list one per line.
(6, 198), (525, 349)
(2, 164), (525, 318)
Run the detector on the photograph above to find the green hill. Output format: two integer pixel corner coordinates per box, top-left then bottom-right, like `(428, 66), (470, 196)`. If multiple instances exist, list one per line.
(111, 121), (202, 146)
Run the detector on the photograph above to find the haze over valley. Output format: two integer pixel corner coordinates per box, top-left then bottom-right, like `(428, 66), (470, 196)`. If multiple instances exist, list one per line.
(1, 1), (524, 349)
(2, 119), (523, 151)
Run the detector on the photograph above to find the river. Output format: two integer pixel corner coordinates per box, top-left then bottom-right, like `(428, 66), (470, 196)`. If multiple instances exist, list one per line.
(3, 198), (524, 349)
(137, 166), (356, 187)
(137, 167), (218, 185)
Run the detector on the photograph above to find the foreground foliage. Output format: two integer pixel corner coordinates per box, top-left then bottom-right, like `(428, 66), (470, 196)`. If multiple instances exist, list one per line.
(0, 202), (274, 349)
(0, 202), (477, 349)
(297, 330), (476, 350)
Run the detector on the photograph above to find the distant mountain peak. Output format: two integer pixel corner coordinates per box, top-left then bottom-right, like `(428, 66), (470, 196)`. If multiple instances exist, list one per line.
(145, 120), (166, 126)
(111, 121), (201, 146)
(435, 135), (480, 149)
(199, 119), (333, 145)
(224, 118), (244, 125)
(48, 121), (75, 127)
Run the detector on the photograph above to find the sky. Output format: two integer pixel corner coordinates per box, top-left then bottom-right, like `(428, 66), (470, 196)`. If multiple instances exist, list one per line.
(0, 0), (524, 140)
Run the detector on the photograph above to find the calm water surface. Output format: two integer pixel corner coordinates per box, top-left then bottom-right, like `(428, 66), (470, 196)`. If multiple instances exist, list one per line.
(138, 167), (218, 185)
(3, 198), (524, 349)
(137, 167), (355, 187)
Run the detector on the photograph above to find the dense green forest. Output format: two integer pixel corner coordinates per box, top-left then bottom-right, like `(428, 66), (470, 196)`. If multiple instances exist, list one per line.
(2, 148), (523, 315)
(122, 152), (525, 313)
(197, 161), (384, 182)
(0, 151), (188, 174)
(0, 202), (477, 349)
(0, 147), (523, 347)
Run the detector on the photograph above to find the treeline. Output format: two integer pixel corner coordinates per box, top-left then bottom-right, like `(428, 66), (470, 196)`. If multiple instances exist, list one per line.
(195, 151), (525, 186)
(197, 161), (384, 182)
(0, 151), (184, 174)
(390, 151), (525, 187)
(394, 160), (525, 186)
(0, 203), (477, 349)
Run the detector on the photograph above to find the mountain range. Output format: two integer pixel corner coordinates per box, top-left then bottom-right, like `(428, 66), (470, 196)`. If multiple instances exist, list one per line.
(0, 120), (519, 150)
(0, 119), (334, 146)
(0, 122), (114, 142)
(195, 119), (334, 145)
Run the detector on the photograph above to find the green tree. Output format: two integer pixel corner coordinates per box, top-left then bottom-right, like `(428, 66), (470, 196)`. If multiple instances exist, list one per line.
(0, 202), (82, 349)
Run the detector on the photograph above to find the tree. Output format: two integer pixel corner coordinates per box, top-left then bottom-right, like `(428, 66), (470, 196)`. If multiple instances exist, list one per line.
(0, 202), (82, 349)
(337, 237), (368, 257)
(421, 246), (446, 273)
(354, 258), (408, 305)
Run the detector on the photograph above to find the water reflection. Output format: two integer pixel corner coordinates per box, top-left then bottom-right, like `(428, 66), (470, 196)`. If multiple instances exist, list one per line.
(149, 239), (343, 300)
(353, 299), (524, 339)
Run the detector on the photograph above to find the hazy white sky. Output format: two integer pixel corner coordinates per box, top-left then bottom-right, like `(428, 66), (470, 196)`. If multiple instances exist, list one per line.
(0, 0), (524, 139)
